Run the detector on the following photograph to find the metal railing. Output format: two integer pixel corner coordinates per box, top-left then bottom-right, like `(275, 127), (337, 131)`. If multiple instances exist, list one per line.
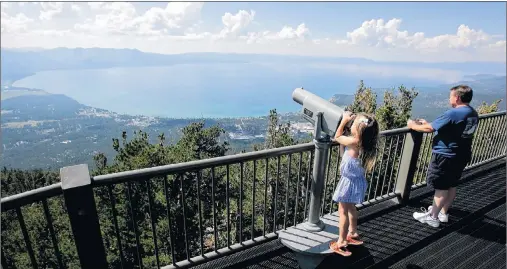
(2, 111), (506, 269)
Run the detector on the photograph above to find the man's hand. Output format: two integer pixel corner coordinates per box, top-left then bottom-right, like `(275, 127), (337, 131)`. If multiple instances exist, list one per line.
(407, 119), (415, 129)
(407, 118), (435, 133)
(417, 119), (428, 125)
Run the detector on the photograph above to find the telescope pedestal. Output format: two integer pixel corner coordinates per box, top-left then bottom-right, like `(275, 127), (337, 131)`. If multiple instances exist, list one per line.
(280, 111), (336, 269)
(283, 89), (350, 268)
(302, 137), (331, 232)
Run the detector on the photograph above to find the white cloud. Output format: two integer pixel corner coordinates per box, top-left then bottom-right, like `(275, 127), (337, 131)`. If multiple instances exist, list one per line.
(337, 18), (413, 47)
(74, 2), (138, 34)
(415, 25), (491, 50)
(134, 2), (204, 35)
(243, 23), (310, 44)
(1, 3), (33, 34)
(71, 4), (81, 13)
(337, 18), (503, 53)
(277, 23), (310, 40)
(216, 10), (255, 39)
(1, 3), (505, 63)
(489, 40), (506, 48)
(88, 2), (106, 10)
(39, 2), (64, 21)
(75, 2), (203, 36)
(33, 29), (74, 38)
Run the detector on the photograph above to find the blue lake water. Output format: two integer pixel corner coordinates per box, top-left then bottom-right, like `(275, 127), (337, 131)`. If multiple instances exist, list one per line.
(13, 63), (460, 118)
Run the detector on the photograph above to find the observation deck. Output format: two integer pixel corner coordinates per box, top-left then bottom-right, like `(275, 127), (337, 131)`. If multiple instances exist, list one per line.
(2, 111), (506, 269)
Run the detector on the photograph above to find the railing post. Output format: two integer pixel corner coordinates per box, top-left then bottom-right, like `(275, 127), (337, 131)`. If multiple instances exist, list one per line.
(60, 164), (108, 269)
(395, 131), (423, 204)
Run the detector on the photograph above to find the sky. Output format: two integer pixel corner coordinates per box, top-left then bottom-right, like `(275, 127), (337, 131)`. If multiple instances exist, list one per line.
(1, 1), (506, 63)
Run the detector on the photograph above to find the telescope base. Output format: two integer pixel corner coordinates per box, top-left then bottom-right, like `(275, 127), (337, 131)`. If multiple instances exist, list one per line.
(279, 213), (339, 269)
(301, 220), (325, 232)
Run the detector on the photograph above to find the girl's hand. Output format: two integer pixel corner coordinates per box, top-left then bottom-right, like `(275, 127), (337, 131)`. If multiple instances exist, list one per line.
(342, 111), (353, 123)
(335, 111), (356, 142)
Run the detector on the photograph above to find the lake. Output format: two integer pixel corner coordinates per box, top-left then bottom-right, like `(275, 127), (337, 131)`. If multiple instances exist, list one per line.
(13, 63), (463, 118)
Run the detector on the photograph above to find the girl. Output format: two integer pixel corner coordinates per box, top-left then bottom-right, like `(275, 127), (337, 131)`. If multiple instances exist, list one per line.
(329, 112), (379, 257)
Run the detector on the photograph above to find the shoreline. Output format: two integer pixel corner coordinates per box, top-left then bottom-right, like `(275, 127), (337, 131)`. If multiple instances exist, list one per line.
(2, 84), (305, 122)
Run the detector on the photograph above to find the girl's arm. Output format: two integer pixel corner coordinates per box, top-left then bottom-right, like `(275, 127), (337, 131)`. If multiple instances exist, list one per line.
(333, 113), (359, 147)
(334, 117), (347, 139)
(335, 135), (359, 147)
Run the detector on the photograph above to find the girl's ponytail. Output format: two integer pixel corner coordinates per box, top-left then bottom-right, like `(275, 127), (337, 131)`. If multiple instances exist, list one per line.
(356, 113), (380, 172)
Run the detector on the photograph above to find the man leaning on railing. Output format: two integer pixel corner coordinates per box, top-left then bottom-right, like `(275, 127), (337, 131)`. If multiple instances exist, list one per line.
(406, 85), (479, 228)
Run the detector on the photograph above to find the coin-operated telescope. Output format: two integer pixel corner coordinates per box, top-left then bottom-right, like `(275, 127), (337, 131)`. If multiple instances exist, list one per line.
(292, 87), (346, 140)
(288, 87), (349, 233)
(279, 88), (353, 269)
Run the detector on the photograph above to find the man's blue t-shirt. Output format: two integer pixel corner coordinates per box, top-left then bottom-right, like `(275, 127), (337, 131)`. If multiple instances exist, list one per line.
(430, 105), (479, 158)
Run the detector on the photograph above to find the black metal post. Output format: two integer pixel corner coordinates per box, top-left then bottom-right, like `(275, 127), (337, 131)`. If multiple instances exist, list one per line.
(395, 131), (423, 204)
(60, 164), (108, 269)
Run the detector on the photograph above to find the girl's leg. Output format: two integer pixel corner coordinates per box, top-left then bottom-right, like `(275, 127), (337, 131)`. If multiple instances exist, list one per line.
(346, 205), (364, 245)
(347, 205), (358, 237)
(338, 202), (349, 245)
(330, 202), (352, 256)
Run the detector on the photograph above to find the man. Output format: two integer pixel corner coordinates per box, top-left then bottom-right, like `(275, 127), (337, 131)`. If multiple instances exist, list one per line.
(407, 85), (479, 228)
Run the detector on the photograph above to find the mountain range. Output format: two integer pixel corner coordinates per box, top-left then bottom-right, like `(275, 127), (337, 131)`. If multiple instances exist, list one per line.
(2, 47), (506, 84)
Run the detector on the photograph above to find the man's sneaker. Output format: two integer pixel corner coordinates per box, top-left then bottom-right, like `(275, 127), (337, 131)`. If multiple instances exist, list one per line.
(428, 206), (449, 223)
(413, 207), (440, 228)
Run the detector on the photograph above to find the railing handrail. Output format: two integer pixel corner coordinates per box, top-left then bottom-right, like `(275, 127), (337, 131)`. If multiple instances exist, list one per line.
(478, 110), (506, 119)
(92, 142), (316, 185)
(377, 110), (506, 135)
(92, 127), (411, 186)
(1, 183), (62, 211)
(2, 110), (505, 209)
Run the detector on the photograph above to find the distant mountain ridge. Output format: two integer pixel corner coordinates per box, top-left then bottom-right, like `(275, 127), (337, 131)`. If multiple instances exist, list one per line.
(2, 47), (506, 83)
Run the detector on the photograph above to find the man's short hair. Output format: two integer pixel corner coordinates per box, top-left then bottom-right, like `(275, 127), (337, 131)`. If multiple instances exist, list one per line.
(450, 85), (473, 103)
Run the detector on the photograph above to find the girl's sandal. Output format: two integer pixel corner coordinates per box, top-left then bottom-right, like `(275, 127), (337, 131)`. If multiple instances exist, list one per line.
(347, 234), (364, 246)
(329, 241), (352, 257)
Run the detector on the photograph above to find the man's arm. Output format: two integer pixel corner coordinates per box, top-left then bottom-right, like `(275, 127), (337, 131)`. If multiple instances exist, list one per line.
(407, 120), (434, 133)
(407, 112), (452, 133)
